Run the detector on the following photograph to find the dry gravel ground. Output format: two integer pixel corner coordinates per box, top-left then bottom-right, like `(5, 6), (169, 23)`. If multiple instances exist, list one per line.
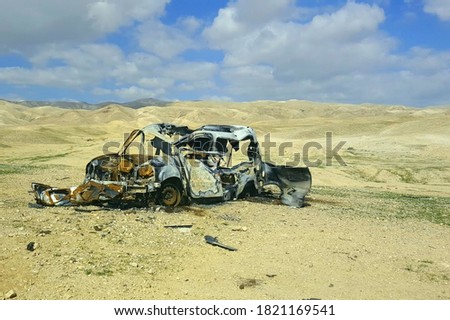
(0, 100), (449, 299)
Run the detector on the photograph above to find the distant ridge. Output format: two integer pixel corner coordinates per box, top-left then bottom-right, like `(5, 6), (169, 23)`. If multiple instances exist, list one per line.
(2, 97), (170, 110)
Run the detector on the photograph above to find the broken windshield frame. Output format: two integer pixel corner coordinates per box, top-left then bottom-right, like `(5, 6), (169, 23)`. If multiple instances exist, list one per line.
(118, 129), (144, 156)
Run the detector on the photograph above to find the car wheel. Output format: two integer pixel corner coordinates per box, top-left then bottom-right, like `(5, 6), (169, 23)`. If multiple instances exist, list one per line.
(157, 183), (182, 207)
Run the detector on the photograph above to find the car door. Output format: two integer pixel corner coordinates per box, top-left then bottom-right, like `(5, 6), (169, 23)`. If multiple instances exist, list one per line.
(175, 131), (225, 199)
(179, 150), (224, 199)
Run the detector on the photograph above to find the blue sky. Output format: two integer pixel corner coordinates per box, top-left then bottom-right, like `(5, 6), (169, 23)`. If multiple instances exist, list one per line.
(0, 0), (449, 107)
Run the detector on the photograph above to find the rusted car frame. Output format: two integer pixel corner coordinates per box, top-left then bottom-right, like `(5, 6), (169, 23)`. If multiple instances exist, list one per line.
(32, 123), (311, 207)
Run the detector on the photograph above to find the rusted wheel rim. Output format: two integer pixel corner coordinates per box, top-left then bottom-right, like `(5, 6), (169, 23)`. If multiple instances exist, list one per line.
(160, 185), (180, 206)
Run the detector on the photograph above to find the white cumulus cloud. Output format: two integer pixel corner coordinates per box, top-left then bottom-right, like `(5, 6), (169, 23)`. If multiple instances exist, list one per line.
(204, 1), (450, 106)
(137, 20), (197, 59)
(0, 0), (169, 54)
(87, 0), (169, 33)
(424, 0), (450, 20)
(203, 0), (297, 47)
(0, 43), (124, 88)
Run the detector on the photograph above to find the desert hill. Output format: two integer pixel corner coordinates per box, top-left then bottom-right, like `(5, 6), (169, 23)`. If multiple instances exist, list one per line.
(1, 97), (169, 110)
(1, 99), (449, 190)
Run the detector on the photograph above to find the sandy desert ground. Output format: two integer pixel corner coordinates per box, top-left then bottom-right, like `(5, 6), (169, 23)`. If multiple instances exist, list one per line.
(0, 99), (449, 299)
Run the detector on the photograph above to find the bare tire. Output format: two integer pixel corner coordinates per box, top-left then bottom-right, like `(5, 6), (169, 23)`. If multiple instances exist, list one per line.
(157, 183), (182, 207)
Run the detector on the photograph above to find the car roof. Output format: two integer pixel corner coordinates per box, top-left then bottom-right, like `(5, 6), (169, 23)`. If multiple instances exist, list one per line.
(142, 123), (257, 143)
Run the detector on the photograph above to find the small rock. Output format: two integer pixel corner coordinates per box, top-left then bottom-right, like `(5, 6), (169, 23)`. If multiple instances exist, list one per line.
(5, 289), (17, 299)
(232, 226), (248, 232)
(93, 225), (103, 231)
(38, 230), (52, 236)
(129, 262), (138, 267)
(26, 242), (38, 252)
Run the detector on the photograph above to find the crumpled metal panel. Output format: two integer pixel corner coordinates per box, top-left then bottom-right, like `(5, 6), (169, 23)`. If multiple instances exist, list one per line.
(31, 181), (123, 206)
(261, 163), (312, 207)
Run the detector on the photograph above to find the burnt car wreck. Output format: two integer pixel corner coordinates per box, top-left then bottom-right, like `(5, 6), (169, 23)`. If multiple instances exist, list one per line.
(32, 124), (311, 208)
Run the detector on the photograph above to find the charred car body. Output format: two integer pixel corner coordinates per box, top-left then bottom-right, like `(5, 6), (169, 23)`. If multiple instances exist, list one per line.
(32, 124), (311, 207)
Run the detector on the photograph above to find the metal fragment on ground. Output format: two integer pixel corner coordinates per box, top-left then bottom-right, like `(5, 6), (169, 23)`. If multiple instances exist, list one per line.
(204, 235), (237, 251)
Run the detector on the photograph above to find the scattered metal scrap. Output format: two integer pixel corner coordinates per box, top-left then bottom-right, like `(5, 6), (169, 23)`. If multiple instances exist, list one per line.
(31, 123), (311, 208)
(204, 235), (238, 251)
(164, 224), (193, 229)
